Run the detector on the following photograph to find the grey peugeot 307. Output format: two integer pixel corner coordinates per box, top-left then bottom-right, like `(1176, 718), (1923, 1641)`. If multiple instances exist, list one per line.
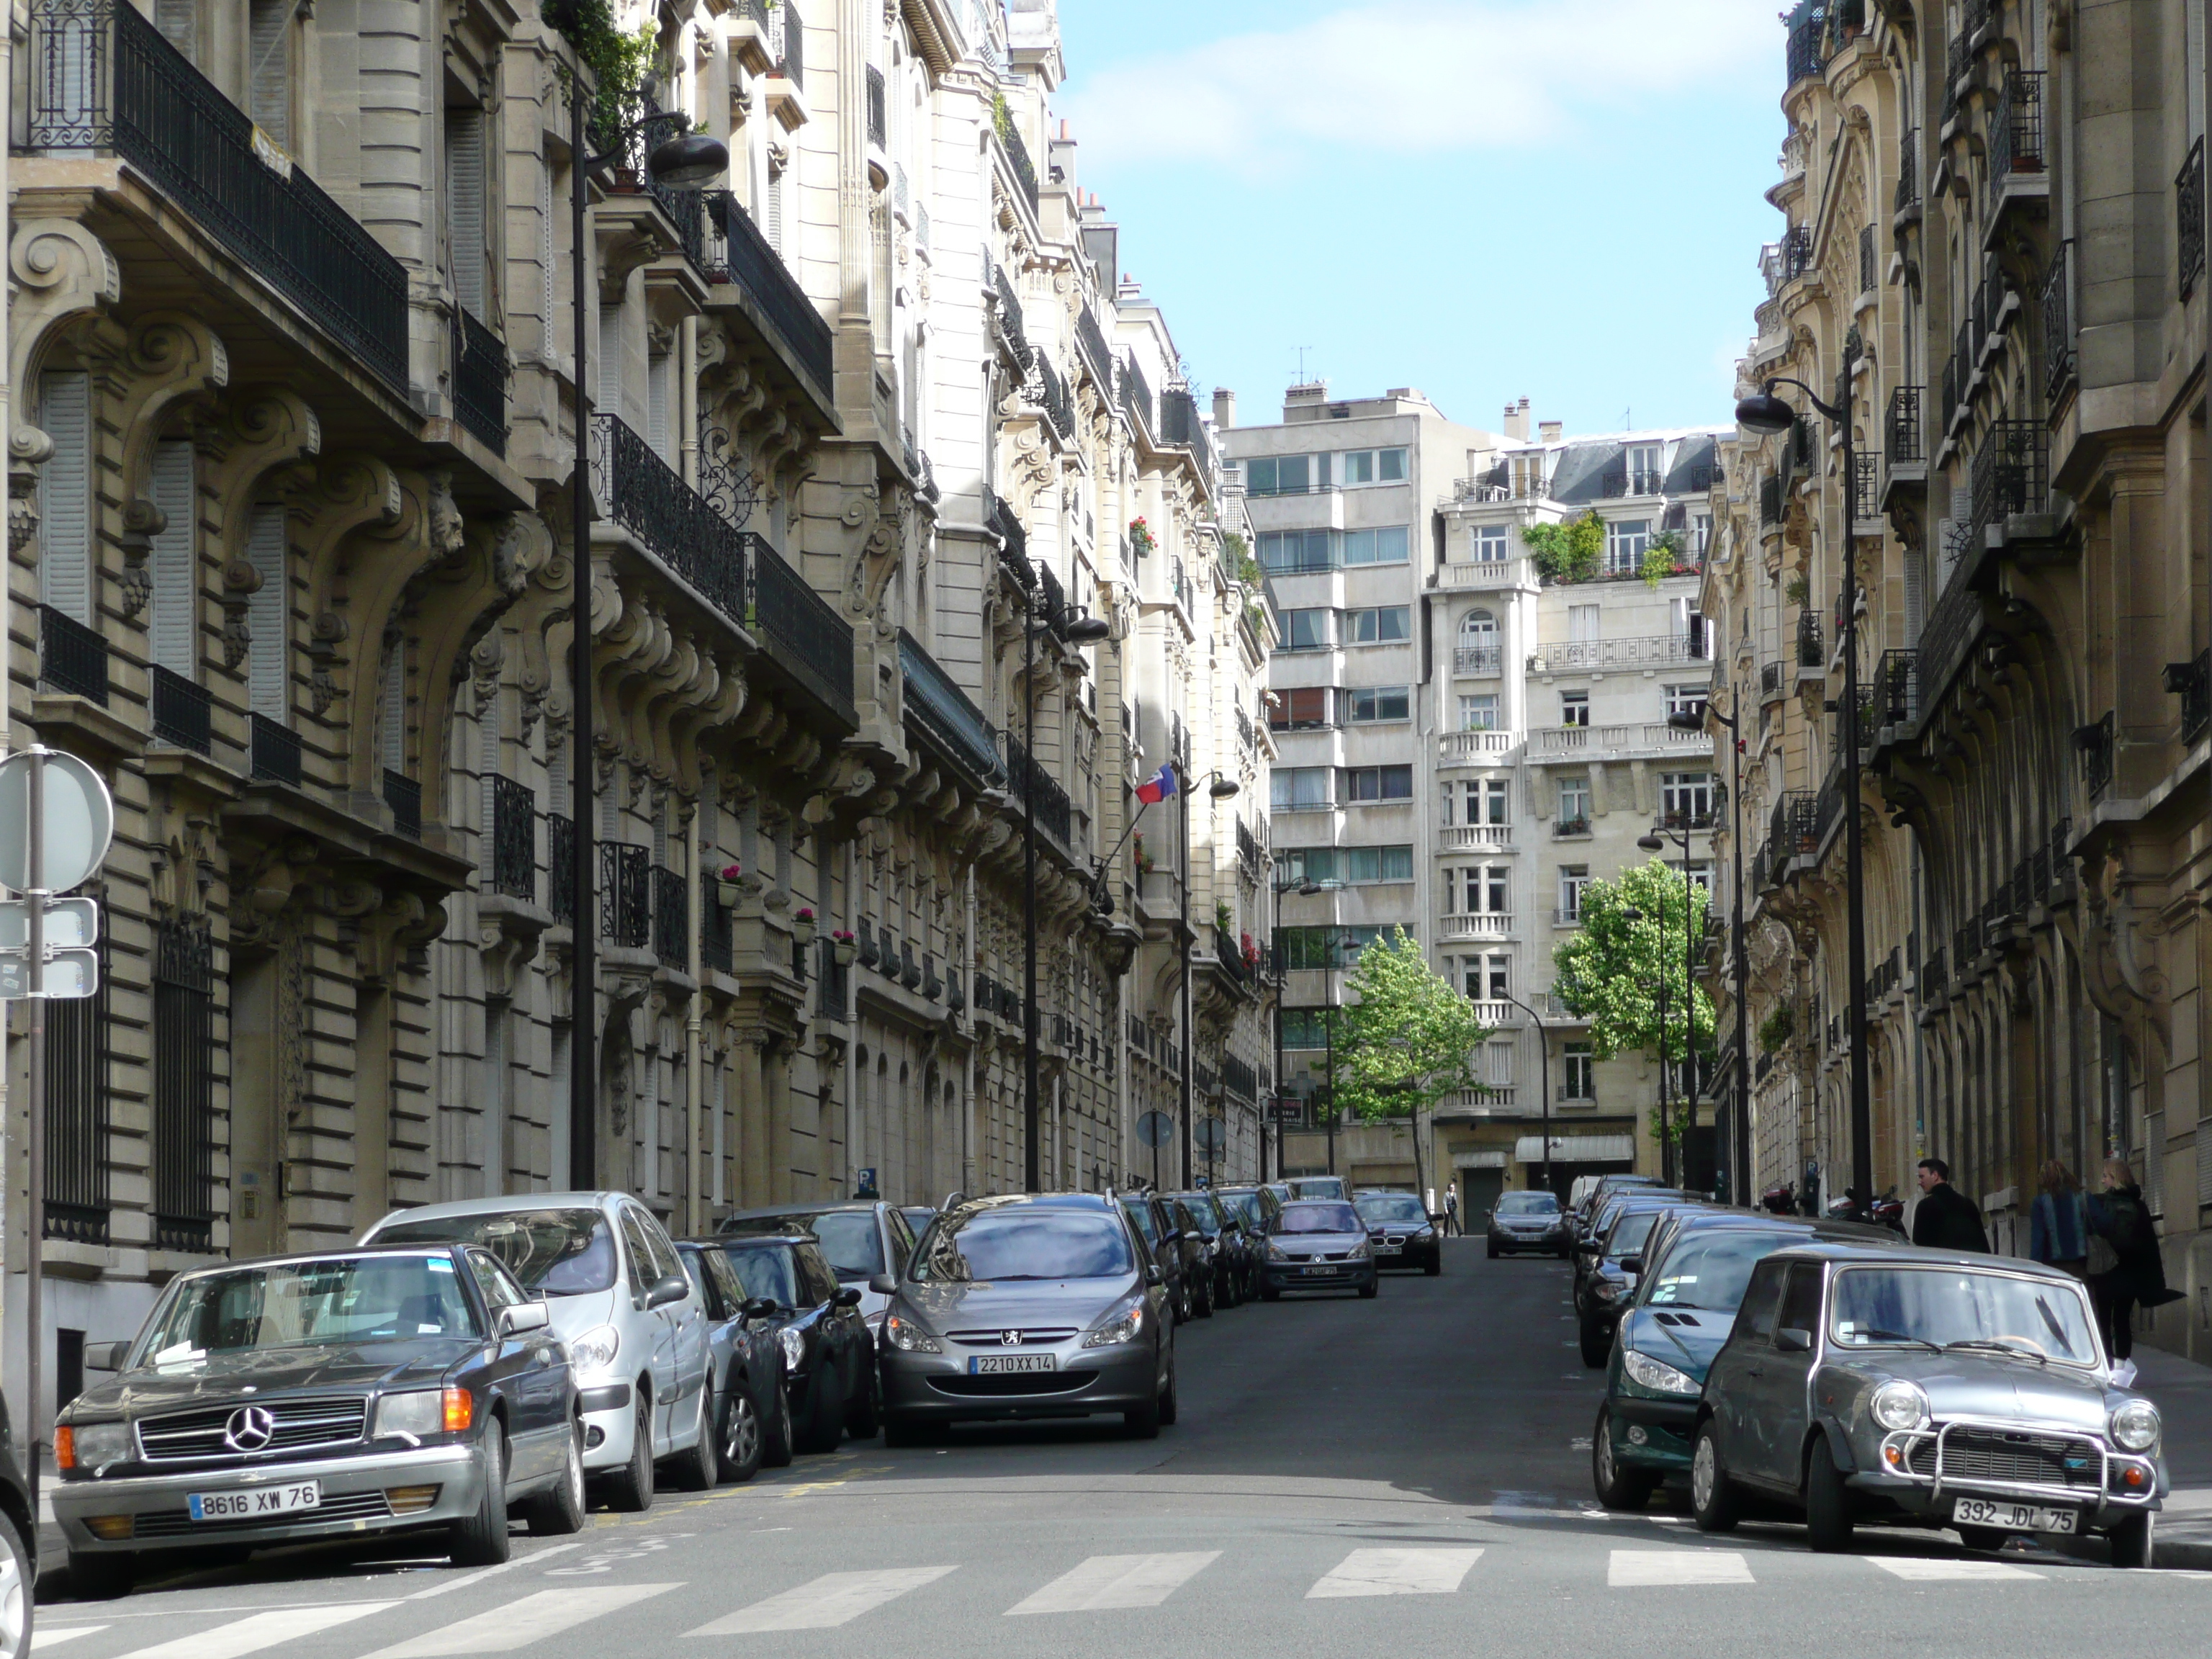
(871, 1194), (1177, 1444)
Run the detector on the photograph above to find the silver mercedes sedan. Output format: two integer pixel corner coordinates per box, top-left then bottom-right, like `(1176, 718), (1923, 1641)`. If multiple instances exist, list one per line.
(872, 1194), (1177, 1442)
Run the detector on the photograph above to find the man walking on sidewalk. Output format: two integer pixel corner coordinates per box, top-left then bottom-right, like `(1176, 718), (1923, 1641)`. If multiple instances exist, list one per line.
(1910, 1157), (1990, 1252)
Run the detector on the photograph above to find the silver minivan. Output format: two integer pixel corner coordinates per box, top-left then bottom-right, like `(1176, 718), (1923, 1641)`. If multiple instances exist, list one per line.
(363, 1192), (713, 1509)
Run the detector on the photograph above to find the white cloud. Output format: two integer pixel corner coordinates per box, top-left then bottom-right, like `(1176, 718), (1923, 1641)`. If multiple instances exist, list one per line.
(1061, 0), (1776, 171)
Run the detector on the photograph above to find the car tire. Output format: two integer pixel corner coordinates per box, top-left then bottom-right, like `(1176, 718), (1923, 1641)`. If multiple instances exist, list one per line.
(1424, 1251), (1442, 1277)
(1690, 1422), (1741, 1533)
(525, 1421), (589, 1535)
(1954, 1525), (2009, 1553)
(1802, 1435), (1855, 1553)
(1194, 1274), (1214, 1319)
(1260, 1284), (1280, 1302)
(845, 1362), (881, 1440)
(883, 1412), (941, 1449)
(794, 1365), (846, 1455)
(1578, 1317), (1611, 1368)
(449, 1423), (513, 1567)
(1591, 1407), (1658, 1511)
(1358, 1280), (1379, 1299)
(719, 1382), (765, 1485)
(1158, 1349), (1179, 1427)
(601, 1392), (657, 1513)
(1123, 1395), (1161, 1439)
(66, 1550), (135, 1601)
(667, 1384), (719, 1492)
(2108, 1511), (2155, 1569)
(1486, 1242), (1498, 1259)
(763, 1380), (796, 1469)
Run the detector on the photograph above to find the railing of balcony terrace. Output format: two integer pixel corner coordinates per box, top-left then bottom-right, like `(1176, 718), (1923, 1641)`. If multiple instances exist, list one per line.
(899, 631), (1002, 783)
(1037, 356), (1076, 439)
(40, 605), (109, 705)
(151, 665), (212, 753)
(701, 893), (733, 976)
(2179, 138), (2205, 301)
(2077, 712), (2115, 800)
(1784, 3), (1830, 83)
(986, 487), (1029, 569)
(1941, 32), (1970, 125)
(1527, 635), (1708, 673)
(593, 413), (751, 622)
(1454, 645), (1501, 676)
(1075, 305), (1111, 387)
(451, 310), (509, 455)
(1988, 70), (2045, 215)
(745, 533), (856, 724)
(1002, 729), (1073, 847)
(1596, 468), (1665, 498)
(2042, 240), (2075, 397)
(1853, 453), (1879, 521)
(1156, 388), (1215, 476)
(1885, 386), (1923, 464)
(595, 87), (711, 274)
(866, 65), (886, 146)
(1858, 224), (1875, 294)
(651, 866), (687, 969)
(1760, 475), (1783, 526)
(1779, 225), (1815, 281)
(492, 776), (536, 901)
(382, 769), (422, 840)
(1797, 611), (1824, 667)
(990, 258), (1030, 364)
(1120, 351), (1153, 434)
(1970, 420), (2048, 537)
(2170, 648), (2211, 745)
(251, 713), (301, 786)
(601, 844), (649, 948)
(711, 193), (834, 393)
(993, 97), (1040, 213)
(770, 0), (804, 86)
(1894, 130), (1920, 214)
(549, 814), (576, 924)
(1874, 649), (1920, 726)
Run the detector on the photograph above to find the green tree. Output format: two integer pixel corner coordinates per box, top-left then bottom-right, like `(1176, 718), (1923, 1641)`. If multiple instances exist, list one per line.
(1640, 528), (1690, 588)
(1335, 930), (1493, 1202)
(1550, 861), (1714, 1154)
(1521, 511), (1606, 583)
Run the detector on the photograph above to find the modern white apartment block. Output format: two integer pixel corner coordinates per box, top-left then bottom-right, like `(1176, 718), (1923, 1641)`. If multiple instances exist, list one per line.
(1223, 389), (1728, 1218)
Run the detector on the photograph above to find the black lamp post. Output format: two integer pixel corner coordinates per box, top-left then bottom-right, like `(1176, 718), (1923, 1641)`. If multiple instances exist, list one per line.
(1269, 861), (1321, 1182)
(1736, 364), (1871, 1208)
(564, 83), (729, 1185)
(1177, 763), (1243, 1187)
(1638, 822), (1701, 1192)
(1671, 696), (1748, 1204)
(1500, 992), (1552, 1199)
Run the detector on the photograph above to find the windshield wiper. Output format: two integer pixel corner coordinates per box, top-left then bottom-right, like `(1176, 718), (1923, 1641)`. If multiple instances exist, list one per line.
(1944, 1338), (2048, 1365)
(1856, 1328), (1943, 1352)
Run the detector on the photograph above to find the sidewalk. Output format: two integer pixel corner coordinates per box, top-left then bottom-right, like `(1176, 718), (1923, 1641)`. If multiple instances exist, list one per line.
(2131, 1344), (2212, 1568)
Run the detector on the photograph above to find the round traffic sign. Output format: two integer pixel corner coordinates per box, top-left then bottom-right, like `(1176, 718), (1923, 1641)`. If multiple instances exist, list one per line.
(1137, 1110), (1175, 1148)
(1195, 1117), (1227, 1153)
(0, 749), (114, 892)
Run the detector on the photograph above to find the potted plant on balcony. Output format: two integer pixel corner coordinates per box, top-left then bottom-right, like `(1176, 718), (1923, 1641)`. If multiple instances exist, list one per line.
(792, 906), (817, 945)
(832, 927), (858, 966)
(1128, 517), (1155, 558)
(1215, 901), (1234, 940)
(716, 862), (744, 908)
(1240, 932), (1261, 968)
(1521, 510), (1603, 584)
(1133, 833), (1154, 875)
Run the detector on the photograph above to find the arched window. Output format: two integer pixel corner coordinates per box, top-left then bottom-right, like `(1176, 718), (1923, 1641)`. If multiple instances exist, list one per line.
(1460, 608), (1496, 642)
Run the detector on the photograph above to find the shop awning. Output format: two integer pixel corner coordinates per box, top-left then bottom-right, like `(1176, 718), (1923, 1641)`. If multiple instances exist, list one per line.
(1454, 1150), (1509, 1169)
(1515, 1134), (1635, 1164)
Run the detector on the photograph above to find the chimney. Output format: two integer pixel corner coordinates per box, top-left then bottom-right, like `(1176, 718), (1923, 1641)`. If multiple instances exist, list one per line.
(1213, 388), (1236, 430)
(1503, 397), (1530, 441)
(1539, 420), (1564, 444)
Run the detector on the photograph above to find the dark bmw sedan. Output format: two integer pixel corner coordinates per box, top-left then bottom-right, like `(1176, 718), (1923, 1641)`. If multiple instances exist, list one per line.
(707, 1233), (876, 1456)
(1260, 1200), (1377, 1299)
(874, 1194), (1177, 1442)
(1487, 1189), (1571, 1259)
(1354, 1190), (1441, 1274)
(50, 1246), (583, 1598)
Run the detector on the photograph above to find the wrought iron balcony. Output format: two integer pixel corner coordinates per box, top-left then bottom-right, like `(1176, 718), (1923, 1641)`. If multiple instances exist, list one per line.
(900, 630), (1002, 784)
(992, 96), (1039, 214)
(2076, 713), (2116, 800)
(1797, 611), (1824, 667)
(1884, 385), (1923, 464)
(1121, 352), (1154, 436)
(1778, 225), (1814, 283)
(1969, 420), (2048, 537)
(1075, 305), (1112, 387)
(986, 488), (1029, 567)
(2179, 138), (2204, 302)
(1894, 129), (1920, 215)
(26, 0), (408, 388)
(492, 775), (536, 902)
(709, 193), (834, 394)
(651, 866), (687, 970)
(601, 843), (649, 948)
(1760, 475), (1783, 526)
(39, 605), (109, 705)
(2043, 240), (2076, 397)
(701, 892), (734, 976)
(549, 813), (576, 925)
(1002, 728), (1074, 848)
(989, 259), (1030, 367)
(382, 768), (422, 840)
(770, 0), (805, 87)
(151, 664), (211, 753)
(1853, 453), (1879, 521)
(1156, 388), (1215, 477)
(451, 310), (508, 456)
(1454, 644), (1501, 676)
(1941, 33), (1970, 125)
(1987, 70), (2045, 217)
(1527, 634), (1707, 673)
(866, 65), (886, 148)
(1036, 356), (1076, 440)
(745, 533), (856, 725)
(1784, 1), (1830, 84)
(1874, 649), (1920, 727)
(593, 413), (750, 621)
(2168, 650), (2212, 745)
(251, 713), (302, 786)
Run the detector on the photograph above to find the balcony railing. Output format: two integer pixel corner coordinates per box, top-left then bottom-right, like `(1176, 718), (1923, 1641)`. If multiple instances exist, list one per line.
(1894, 129), (1920, 215)
(651, 866), (688, 970)
(1527, 634), (1707, 673)
(1987, 70), (2045, 212)
(2167, 649), (2211, 745)
(451, 309), (508, 456)
(1002, 729), (1074, 847)
(492, 775), (536, 902)
(1874, 649), (1920, 727)
(601, 844), (649, 948)
(1075, 305), (1112, 388)
(992, 96), (1039, 214)
(1156, 387), (1215, 477)
(151, 664), (211, 753)
(1453, 644), (1501, 676)
(1760, 474), (1783, 526)
(990, 260), (1030, 367)
(1527, 723), (1710, 761)
(1036, 356), (1076, 440)
(1121, 351), (1154, 435)
(1779, 225), (1814, 283)
(899, 630), (1002, 784)
(770, 0), (804, 87)
(27, 0), (408, 387)
(1439, 729), (1521, 763)
(1797, 611), (1825, 667)
(866, 65), (886, 147)
(1858, 224), (1875, 294)
(710, 193), (834, 394)
(250, 713), (301, 786)
(745, 533), (856, 724)
(1941, 32), (1970, 125)
(1969, 420), (2048, 536)
(549, 814), (576, 925)
(1784, 4), (1830, 84)
(701, 893), (734, 976)
(2077, 712), (2115, 800)
(1884, 385), (1923, 464)
(1596, 468), (1665, 498)
(2180, 138), (2205, 302)
(1440, 914), (1514, 941)
(382, 768), (422, 840)
(2043, 240), (2075, 397)
(40, 604), (109, 705)
(593, 413), (750, 621)
(1853, 453), (1879, 521)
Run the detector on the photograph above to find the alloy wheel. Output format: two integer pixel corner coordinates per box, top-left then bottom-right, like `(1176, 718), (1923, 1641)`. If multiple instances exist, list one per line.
(725, 1391), (762, 1470)
(1691, 1434), (1716, 1511)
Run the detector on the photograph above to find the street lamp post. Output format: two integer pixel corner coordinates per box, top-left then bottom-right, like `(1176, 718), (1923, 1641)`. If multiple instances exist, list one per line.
(1737, 363), (1872, 1205)
(1671, 695), (1748, 1203)
(564, 85), (728, 1185)
(1500, 992), (1552, 1198)
(1175, 762), (1243, 1190)
(1639, 822), (1701, 1192)
(1270, 862), (1321, 1182)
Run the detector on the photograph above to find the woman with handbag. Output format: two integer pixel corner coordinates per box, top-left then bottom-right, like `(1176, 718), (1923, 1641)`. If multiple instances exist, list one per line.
(2087, 1158), (2182, 1360)
(2029, 1161), (2090, 1277)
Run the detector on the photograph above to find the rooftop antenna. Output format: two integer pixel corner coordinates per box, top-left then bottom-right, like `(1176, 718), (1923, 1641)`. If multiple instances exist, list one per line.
(1295, 346), (1314, 383)
(1622, 406), (1632, 430)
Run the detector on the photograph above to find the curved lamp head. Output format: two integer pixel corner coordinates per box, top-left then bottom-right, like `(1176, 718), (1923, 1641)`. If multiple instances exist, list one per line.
(1667, 710), (1707, 732)
(1619, 907), (1644, 923)
(1208, 778), (1241, 801)
(1637, 833), (1665, 853)
(1734, 384), (1797, 434)
(1060, 615), (1112, 644)
(1296, 878), (1321, 896)
(648, 131), (731, 189)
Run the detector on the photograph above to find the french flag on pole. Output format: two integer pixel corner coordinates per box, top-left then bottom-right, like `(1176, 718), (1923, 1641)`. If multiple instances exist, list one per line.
(1135, 764), (1179, 804)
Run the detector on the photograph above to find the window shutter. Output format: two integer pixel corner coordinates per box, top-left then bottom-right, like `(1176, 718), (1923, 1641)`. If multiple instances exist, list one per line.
(248, 0), (289, 147)
(246, 505), (288, 719)
(768, 167), (784, 258)
(446, 107), (487, 319)
(382, 643), (405, 773)
(154, 0), (194, 59)
(37, 370), (94, 623)
(647, 351), (671, 462)
(148, 440), (197, 676)
(598, 305), (622, 410)
(540, 157), (557, 355)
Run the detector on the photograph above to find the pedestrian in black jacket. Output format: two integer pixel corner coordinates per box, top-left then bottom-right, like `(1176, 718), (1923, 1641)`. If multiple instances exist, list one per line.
(2088, 1159), (2182, 1359)
(1910, 1158), (1990, 1252)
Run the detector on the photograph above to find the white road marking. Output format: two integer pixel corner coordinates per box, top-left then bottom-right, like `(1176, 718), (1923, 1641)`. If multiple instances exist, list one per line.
(1007, 1552), (1220, 1614)
(405, 1542), (588, 1601)
(685, 1567), (958, 1633)
(31, 1626), (108, 1649)
(1307, 1548), (1484, 1599)
(1866, 1556), (2044, 1581)
(1608, 1550), (1755, 1586)
(360, 1584), (681, 1658)
(111, 1601), (397, 1659)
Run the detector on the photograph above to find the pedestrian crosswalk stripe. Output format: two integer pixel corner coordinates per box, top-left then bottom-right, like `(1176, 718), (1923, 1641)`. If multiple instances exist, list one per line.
(1607, 1550), (1755, 1586)
(29, 1625), (107, 1649)
(1866, 1556), (2044, 1581)
(1307, 1548), (1485, 1599)
(359, 1584), (682, 1658)
(685, 1567), (958, 1634)
(1007, 1552), (1220, 1614)
(110, 1601), (398, 1659)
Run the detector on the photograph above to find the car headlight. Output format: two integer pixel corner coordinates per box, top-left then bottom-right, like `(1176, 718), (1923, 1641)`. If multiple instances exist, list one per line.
(778, 1327), (806, 1372)
(1592, 1277), (1622, 1302)
(1869, 1380), (1932, 1433)
(1266, 1241), (1289, 1262)
(882, 1313), (941, 1354)
(1083, 1299), (1146, 1348)
(1349, 1239), (1370, 1259)
(2110, 1398), (2160, 1452)
(1620, 1349), (1701, 1397)
(568, 1324), (620, 1375)
(60, 1421), (131, 1472)
(374, 1390), (446, 1440)
(1416, 1227), (1436, 1240)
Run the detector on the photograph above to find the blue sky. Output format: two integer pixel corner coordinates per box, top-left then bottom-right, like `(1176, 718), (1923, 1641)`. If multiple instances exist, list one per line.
(1056, 0), (1787, 440)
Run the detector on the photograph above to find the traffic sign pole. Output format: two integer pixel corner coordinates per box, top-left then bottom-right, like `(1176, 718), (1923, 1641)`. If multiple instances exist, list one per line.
(24, 748), (47, 1517)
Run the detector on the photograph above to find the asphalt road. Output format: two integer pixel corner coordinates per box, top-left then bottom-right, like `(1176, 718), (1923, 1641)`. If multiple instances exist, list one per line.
(32, 1241), (2212, 1658)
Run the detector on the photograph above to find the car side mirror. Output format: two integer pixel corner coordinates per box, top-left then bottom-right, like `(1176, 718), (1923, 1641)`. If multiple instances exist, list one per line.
(1619, 1256), (1644, 1277)
(1145, 1264), (1163, 1287)
(84, 1340), (132, 1372)
(1774, 1326), (1812, 1354)
(498, 1302), (550, 1337)
(644, 1272), (691, 1310)
(833, 1286), (864, 1308)
(868, 1274), (899, 1297)
(742, 1297), (778, 1322)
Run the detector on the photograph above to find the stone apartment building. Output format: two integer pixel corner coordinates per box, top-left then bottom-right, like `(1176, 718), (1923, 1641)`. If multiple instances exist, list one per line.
(1224, 386), (1723, 1218)
(0, 0), (1273, 1451)
(1696, 1), (2210, 1357)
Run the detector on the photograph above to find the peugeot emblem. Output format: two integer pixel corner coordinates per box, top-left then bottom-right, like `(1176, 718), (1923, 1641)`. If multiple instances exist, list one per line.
(999, 1329), (1021, 1348)
(223, 1405), (276, 1452)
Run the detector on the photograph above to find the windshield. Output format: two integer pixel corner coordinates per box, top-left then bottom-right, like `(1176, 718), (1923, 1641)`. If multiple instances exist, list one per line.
(1830, 1267), (2100, 1366)
(1606, 1210), (1663, 1256)
(911, 1208), (1138, 1282)
(1278, 1201), (1361, 1234)
(1496, 1192), (1560, 1216)
(139, 1255), (480, 1359)
(717, 1243), (803, 1308)
(1356, 1194), (1428, 1224)
(1642, 1231), (1806, 1310)
(372, 1208), (616, 1295)
(1174, 1200), (1221, 1236)
(739, 1211), (884, 1280)
(1289, 1177), (1346, 1200)
(1221, 1192), (1264, 1228)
